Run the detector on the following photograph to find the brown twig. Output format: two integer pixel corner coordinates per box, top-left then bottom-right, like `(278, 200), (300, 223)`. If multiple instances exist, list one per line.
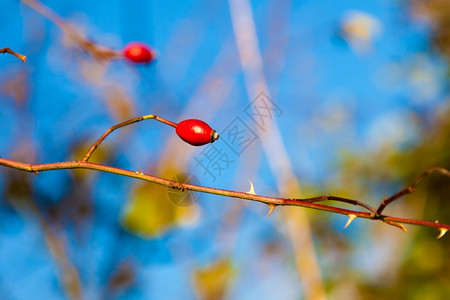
(303, 194), (378, 214)
(376, 166), (450, 215)
(82, 114), (177, 162)
(0, 47), (27, 62)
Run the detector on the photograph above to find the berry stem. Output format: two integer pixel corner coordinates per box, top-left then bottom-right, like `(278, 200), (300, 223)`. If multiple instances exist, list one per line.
(82, 114), (177, 162)
(143, 115), (178, 128)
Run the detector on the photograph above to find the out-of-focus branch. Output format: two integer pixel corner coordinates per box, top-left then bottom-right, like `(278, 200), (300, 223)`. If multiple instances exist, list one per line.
(0, 47), (26, 62)
(5, 173), (83, 300)
(227, 0), (325, 298)
(21, 0), (120, 61)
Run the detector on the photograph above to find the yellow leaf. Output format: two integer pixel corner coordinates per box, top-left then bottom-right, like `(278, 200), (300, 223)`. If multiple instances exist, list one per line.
(122, 166), (202, 238)
(193, 257), (235, 300)
(121, 182), (176, 237)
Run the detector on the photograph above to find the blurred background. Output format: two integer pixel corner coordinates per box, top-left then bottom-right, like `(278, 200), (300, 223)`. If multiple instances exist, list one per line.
(1, 0), (450, 299)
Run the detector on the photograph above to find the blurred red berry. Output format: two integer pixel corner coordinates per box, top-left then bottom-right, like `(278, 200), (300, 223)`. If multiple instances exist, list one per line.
(123, 42), (155, 64)
(176, 119), (219, 146)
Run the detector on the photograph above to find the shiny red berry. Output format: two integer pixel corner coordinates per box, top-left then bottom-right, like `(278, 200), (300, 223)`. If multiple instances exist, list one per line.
(176, 119), (219, 146)
(123, 42), (155, 64)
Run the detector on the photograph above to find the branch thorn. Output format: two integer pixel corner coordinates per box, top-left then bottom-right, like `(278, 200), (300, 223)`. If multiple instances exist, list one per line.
(247, 180), (257, 195)
(31, 167), (39, 175)
(135, 167), (143, 175)
(437, 228), (448, 239)
(344, 214), (357, 229)
(266, 204), (276, 217)
(384, 220), (407, 232)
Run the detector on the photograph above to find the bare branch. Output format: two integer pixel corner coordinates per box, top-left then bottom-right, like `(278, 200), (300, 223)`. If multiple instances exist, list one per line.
(376, 166), (450, 215)
(0, 47), (26, 62)
(303, 194), (377, 214)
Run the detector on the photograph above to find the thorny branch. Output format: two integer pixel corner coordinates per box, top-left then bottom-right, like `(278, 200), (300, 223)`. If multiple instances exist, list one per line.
(0, 115), (449, 239)
(0, 47), (26, 62)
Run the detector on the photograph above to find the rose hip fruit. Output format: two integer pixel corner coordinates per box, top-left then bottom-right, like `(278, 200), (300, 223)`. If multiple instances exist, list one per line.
(123, 42), (155, 64)
(176, 119), (219, 146)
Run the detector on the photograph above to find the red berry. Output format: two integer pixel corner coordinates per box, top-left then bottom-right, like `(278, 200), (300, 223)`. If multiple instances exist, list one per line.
(176, 119), (219, 146)
(123, 42), (155, 64)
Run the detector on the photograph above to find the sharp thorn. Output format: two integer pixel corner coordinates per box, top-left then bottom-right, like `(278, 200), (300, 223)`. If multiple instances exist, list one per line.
(30, 167), (39, 175)
(385, 220), (407, 232)
(135, 167), (143, 175)
(437, 228), (448, 239)
(398, 224), (407, 233)
(344, 214), (357, 229)
(266, 204), (276, 217)
(247, 180), (257, 195)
